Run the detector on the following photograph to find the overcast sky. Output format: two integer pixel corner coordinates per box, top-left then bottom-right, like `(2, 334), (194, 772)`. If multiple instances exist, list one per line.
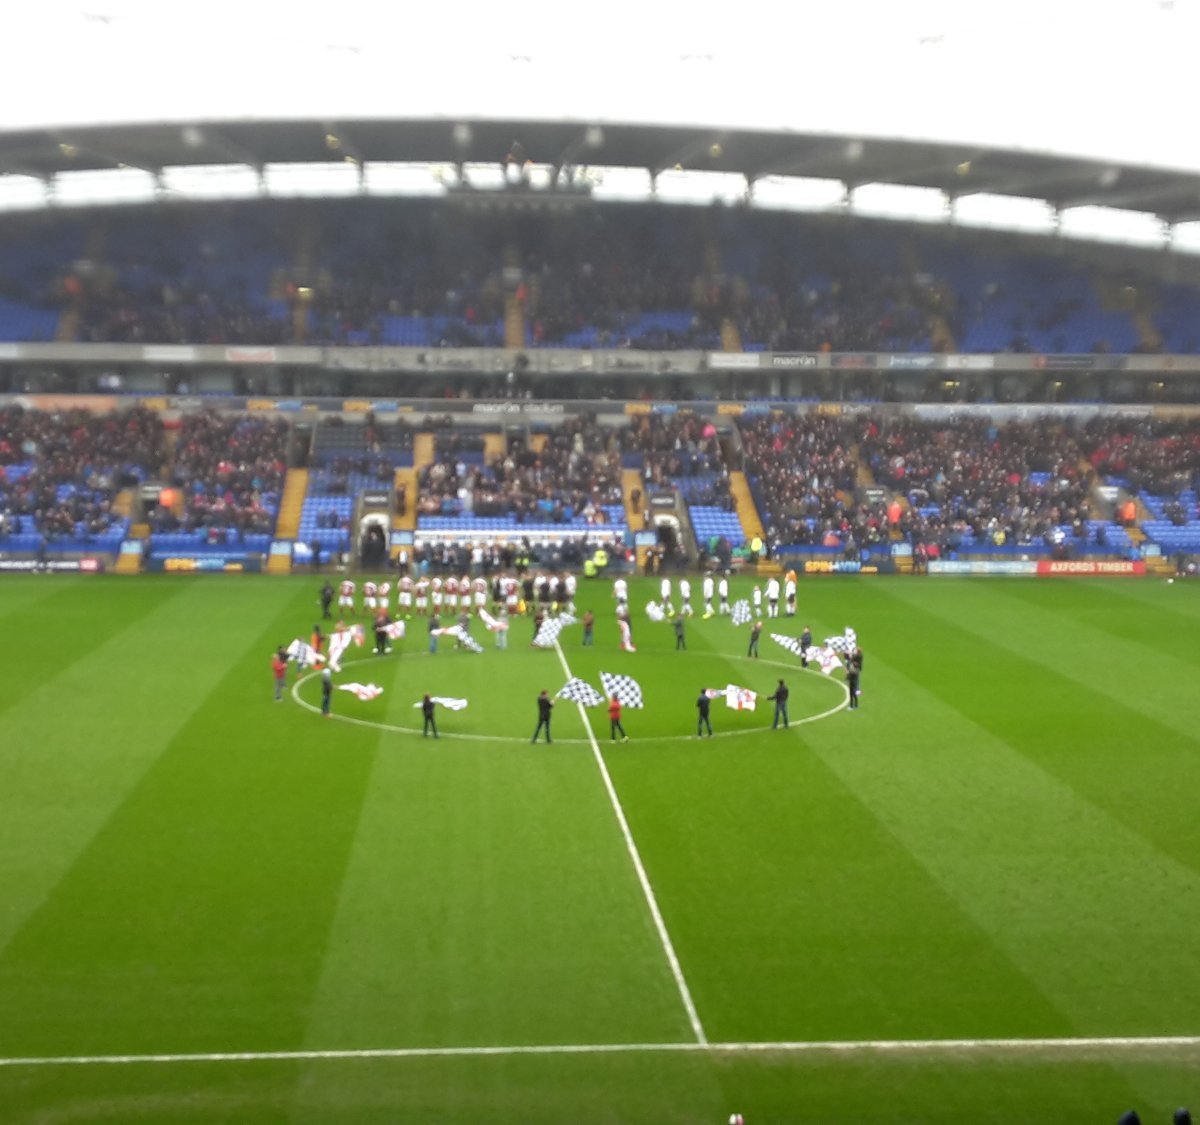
(4, 0), (1197, 172)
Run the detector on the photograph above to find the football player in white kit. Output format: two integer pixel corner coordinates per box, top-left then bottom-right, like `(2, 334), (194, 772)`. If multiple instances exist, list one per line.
(563, 572), (577, 616)
(678, 577), (693, 617)
(718, 574), (730, 615)
(702, 573), (715, 619)
(612, 575), (628, 611)
(766, 575), (780, 618)
(752, 583), (763, 618)
(784, 573), (797, 617)
(659, 576), (673, 617)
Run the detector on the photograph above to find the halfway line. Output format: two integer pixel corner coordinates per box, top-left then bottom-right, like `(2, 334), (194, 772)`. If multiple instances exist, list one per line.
(551, 639), (708, 1045)
(3, 1035), (1198, 1068)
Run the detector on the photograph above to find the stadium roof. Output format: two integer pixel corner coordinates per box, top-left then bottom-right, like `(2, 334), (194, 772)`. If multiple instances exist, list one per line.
(4, 117), (1200, 223)
(6, 0), (1200, 244)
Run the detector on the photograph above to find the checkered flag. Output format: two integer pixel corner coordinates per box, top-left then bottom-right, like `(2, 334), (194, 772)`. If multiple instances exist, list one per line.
(731, 599), (751, 626)
(532, 613), (577, 648)
(771, 633), (805, 657)
(437, 624), (483, 653)
(824, 628), (856, 656)
(556, 677), (605, 707)
(600, 671), (644, 709)
(645, 601), (665, 623)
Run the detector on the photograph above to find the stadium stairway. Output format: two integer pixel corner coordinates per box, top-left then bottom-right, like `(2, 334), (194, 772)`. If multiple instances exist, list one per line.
(621, 467), (649, 569)
(720, 318), (742, 351)
(413, 432), (435, 472)
(275, 469), (308, 539)
(483, 432), (506, 462)
(392, 467), (417, 532)
(111, 487), (136, 521)
(504, 294), (525, 349)
(528, 433), (548, 455)
(854, 446), (876, 488)
(729, 470), (766, 549)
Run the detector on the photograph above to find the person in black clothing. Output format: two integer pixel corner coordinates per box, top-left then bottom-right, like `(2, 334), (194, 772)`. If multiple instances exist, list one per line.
(769, 679), (789, 729)
(747, 619), (762, 658)
(696, 689), (713, 737)
(321, 668), (333, 717)
(421, 693), (438, 739)
(846, 648), (862, 709)
(673, 614), (686, 650)
(320, 580), (334, 619)
(532, 689), (554, 743)
(799, 625), (812, 667)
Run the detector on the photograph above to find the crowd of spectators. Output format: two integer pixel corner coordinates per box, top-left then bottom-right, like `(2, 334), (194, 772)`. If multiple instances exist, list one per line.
(417, 417), (624, 523)
(620, 413), (735, 508)
(1075, 416), (1200, 505)
(738, 414), (869, 550)
(12, 199), (1200, 357)
(859, 415), (1093, 552)
(0, 404), (162, 541)
(155, 411), (287, 536)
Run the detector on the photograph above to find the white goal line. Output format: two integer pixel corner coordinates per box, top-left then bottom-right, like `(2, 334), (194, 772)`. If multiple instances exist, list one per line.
(2, 1035), (1198, 1068)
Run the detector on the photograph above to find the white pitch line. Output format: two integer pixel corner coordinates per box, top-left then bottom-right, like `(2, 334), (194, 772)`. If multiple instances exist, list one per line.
(551, 639), (708, 1046)
(3, 1035), (1198, 1068)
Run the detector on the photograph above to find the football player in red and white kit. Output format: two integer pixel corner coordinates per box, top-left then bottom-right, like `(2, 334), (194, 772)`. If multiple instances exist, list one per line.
(460, 574), (472, 613)
(362, 578), (378, 614)
(376, 578), (391, 614)
(503, 573), (520, 616)
(414, 574), (428, 615)
(339, 578), (356, 613)
(444, 574), (458, 613)
(430, 575), (444, 614)
(397, 574), (414, 616)
(472, 574), (488, 610)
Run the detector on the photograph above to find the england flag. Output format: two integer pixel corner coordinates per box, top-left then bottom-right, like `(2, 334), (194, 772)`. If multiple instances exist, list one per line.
(327, 624), (365, 671)
(600, 671), (644, 709)
(478, 608), (509, 632)
(556, 677), (605, 707)
(723, 684), (757, 711)
(337, 682), (384, 701)
(532, 614), (577, 649)
(814, 646), (842, 675)
(645, 601), (666, 623)
(384, 620), (406, 640)
(731, 599), (752, 627)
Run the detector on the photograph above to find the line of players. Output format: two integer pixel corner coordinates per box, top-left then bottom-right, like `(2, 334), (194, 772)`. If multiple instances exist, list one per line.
(329, 572), (579, 620)
(325, 567), (805, 624)
(642, 570), (802, 620)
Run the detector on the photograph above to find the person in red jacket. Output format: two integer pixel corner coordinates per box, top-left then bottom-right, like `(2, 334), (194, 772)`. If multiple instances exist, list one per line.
(271, 649), (287, 702)
(608, 694), (629, 742)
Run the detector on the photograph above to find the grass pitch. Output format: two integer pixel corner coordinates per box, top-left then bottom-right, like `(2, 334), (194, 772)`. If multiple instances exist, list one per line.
(0, 572), (1198, 1123)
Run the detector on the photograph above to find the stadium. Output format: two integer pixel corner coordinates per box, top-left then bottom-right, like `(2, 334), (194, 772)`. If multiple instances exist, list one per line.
(2, 3), (1199, 1122)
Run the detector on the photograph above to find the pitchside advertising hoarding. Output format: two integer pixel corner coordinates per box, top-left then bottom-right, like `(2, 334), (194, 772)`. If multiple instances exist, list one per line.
(0, 558), (103, 572)
(145, 555), (264, 572)
(927, 559), (1147, 577)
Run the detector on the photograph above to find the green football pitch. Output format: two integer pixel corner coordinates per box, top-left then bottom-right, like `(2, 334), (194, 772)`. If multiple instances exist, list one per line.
(1, 572), (1198, 1124)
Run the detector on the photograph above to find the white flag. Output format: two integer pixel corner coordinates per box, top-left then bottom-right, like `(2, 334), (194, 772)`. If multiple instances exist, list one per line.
(600, 671), (644, 709)
(556, 677), (605, 707)
(413, 696), (469, 711)
(731, 599), (752, 627)
(337, 682), (383, 701)
(723, 684), (757, 711)
(327, 624), (365, 671)
(384, 620), (406, 639)
(814, 646), (842, 676)
(645, 601), (665, 623)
